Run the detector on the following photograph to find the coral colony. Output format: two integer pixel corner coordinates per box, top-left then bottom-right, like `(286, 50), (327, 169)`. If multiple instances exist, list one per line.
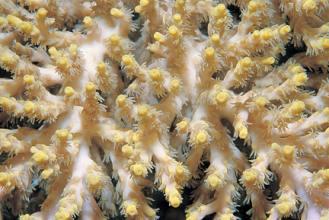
(1, 0), (329, 219)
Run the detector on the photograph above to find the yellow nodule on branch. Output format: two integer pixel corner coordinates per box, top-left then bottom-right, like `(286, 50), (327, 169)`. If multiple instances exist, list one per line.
(206, 174), (221, 189)
(149, 68), (163, 81)
(83, 16), (93, 28)
(242, 169), (257, 185)
(195, 130), (208, 145)
(276, 201), (294, 216)
(125, 203), (138, 216)
(41, 168), (53, 179)
(24, 101), (36, 113)
(121, 144), (134, 157)
(32, 151), (49, 164)
(64, 86), (75, 97)
(288, 101), (305, 116)
(215, 91), (229, 105)
(36, 8), (48, 20)
(23, 75), (35, 85)
(130, 163), (147, 176)
(111, 8), (124, 18)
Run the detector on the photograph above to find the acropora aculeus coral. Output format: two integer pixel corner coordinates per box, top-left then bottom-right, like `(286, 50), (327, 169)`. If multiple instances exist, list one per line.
(0, 0), (329, 219)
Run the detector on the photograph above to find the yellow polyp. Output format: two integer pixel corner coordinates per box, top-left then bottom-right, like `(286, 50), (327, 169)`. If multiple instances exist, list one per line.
(126, 204), (138, 216)
(97, 62), (107, 75)
(132, 132), (141, 143)
(252, 30), (260, 39)
(279, 25), (291, 37)
(302, 0), (317, 12)
(320, 169), (329, 181)
(121, 144), (134, 157)
(175, 164), (185, 176)
(176, 120), (188, 133)
(212, 4), (226, 18)
(109, 35), (121, 46)
(116, 95), (127, 107)
(170, 79), (181, 93)
(211, 34), (220, 45)
(24, 101), (35, 113)
(276, 202), (293, 216)
(122, 54), (134, 67)
(169, 192), (181, 208)
(0, 172), (14, 188)
(56, 129), (70, 140)
(36, 8), (48, 20)
(23, 75), (35, 84)
(19, 214), (31, 220)
(195, 130), (208, 145)
(111, 8), (124, 18)
(32, 151), (49, 164)
(240, 57), (252, 68)
(140, 0), (149, 7)
(168, 25), (180, 38)
(69, 44), (78, 57)
(291, 65), (304, 74)
(135, 5), (142, 13)
(131, 163), (147, 176)
(55, 210), (71, 220)
(56, 57), (69, 70)
(207, 174), (221, 189)
(204, 47), (215, 60)
(83, 16), (93, 28)
(114, 133), (124, 143)
(282, 145), (295, 161)
(64, 86), (75, 97)
(186, 213), (197, 220)
(41, 168), (53, 179)
(154, 32), (165, 43)
(19, 22), (33, 34)
(149, 68), (163, 81)
(292, 72), (308, 86)
(7, 15), (22, 27)
(248, 1), (259, 13)
(85, 82), (96, 93)
(289, 101), (305, 115)
(48, 47), (59, 58)
(215, 91), (229, 104)
(220, 214), (233, 220)
(261, 57), (275, 65)
(242, 169), (257, 185)
(137, 105), (149, 118)
(0, 97), (14, 109)
(173, 14), (182, 24)
(321, 39), (329, 49)
(261, 29), (273, 41)
(238, 126), (248, 139)
(0, 54), (18, 67)
(255, 96), (268, 108)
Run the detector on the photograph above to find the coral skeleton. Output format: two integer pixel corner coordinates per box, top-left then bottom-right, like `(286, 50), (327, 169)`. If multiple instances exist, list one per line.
(0, 0), (329, 219)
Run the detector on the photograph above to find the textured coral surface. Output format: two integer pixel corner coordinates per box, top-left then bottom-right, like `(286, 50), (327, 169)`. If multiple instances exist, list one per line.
(1, 0), (329, 220)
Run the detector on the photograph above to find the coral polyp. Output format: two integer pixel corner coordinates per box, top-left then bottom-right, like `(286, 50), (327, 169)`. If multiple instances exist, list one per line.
(1, 0), (329, 220)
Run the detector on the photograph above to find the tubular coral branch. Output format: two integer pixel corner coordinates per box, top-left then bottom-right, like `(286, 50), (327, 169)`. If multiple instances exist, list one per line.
(1, 1), (329, 220)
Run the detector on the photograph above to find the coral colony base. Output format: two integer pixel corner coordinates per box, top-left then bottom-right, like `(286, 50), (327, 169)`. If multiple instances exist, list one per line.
(1, 0), (329, 219)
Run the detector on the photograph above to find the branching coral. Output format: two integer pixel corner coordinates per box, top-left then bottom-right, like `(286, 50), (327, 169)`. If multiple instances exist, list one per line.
(0, 0), (329, 220)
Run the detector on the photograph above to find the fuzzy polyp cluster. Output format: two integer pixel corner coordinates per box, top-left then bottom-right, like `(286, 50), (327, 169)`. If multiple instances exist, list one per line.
(1, 0), (329, 220)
